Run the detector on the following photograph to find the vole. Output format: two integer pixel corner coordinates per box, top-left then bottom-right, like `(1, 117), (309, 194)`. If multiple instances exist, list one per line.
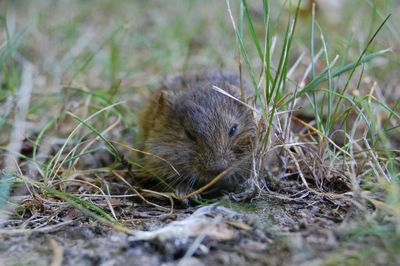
(138, 70), (259, 197)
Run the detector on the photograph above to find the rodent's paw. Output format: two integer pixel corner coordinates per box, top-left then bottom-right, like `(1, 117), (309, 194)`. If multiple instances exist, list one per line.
(174, 184), (202, 205)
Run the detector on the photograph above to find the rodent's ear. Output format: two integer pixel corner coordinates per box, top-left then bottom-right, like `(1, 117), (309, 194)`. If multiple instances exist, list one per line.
(139, 90), (171, 140)
(155, 90), (170, 114)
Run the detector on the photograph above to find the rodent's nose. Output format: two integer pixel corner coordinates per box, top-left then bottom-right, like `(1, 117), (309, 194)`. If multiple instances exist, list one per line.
(208, 161), (229, 176)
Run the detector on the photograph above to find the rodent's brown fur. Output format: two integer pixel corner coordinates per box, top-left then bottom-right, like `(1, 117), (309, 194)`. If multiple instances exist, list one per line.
(138, 70), (257, 196)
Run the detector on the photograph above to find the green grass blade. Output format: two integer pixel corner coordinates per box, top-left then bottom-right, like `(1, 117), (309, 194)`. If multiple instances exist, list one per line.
(66, 112), (121, 162)
(296, 49), (391, 100)
(0, 170), (12, 211)
(331, 14), (391, 120)
(241, 0), (263, 60)
(47, 188), (116, 223)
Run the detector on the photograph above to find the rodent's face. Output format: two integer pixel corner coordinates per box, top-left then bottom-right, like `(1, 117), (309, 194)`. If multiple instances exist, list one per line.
(177, 94), (255, 179)
(145, 85), (256, 191)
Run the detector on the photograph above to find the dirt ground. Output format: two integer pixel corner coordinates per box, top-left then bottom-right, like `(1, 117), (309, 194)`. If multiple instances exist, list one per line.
(0, 199), (343, 266)
(1, 176), (389, 266)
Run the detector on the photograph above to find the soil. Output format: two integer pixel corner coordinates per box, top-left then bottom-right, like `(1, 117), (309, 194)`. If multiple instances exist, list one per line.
(1, 186), (362, 266)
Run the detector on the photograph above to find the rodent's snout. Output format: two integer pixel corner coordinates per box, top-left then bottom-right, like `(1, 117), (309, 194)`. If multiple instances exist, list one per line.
(206, 160), (230, 176)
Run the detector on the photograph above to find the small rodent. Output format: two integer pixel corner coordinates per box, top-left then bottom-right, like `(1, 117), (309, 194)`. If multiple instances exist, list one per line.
(138, 70), (257, 197)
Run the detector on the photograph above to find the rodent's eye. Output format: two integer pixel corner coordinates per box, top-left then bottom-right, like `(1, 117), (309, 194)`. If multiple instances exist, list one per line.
(228, 124), (238, 137)
(185, 129), (197, 142)
(233, 147), (245, 155)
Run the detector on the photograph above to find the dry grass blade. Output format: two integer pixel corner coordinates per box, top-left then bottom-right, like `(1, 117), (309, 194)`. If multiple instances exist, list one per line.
(53, 179), (118, 221)
(181, 156), (252, 200)
(1, 62), (34, 217)
(47, 101), (125, 181)
(179, 215), (223, 263)
(3, 62), (33, 168)
(212, 85), (261, 114)
(109, 140), (180, 176)
(291, 115), (351, 157)
(284, 145), (309, 189)
(112, 171), (174, 213)
(48, 238), (64, 266)
(70, 113), (122, 169)
(0, 220), (75, 235)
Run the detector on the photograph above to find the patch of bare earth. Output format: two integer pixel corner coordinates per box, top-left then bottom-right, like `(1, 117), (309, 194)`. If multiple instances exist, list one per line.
(1, 173), (373, 266)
